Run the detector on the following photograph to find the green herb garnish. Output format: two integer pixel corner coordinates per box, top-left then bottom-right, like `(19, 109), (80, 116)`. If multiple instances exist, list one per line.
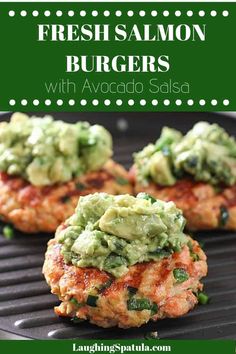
(150, 302), (158, 316)
(188, 241), (200, 261)
(3, 225), (14, 240)
(173, 268), (189, 283)
(80, 136), (96, 147)
(86, 295), (98, 307)
(197, 292), (209, 305)
(190, 253), (200, 261)
(149, 248), (172, 259)
(69, 298), (84, 308)
(127, 297), (158, 314)
(104, 254), (127, 269)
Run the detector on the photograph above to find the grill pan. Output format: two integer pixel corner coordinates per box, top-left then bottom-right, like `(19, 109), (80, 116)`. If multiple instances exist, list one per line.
(0, 111), (236, 339)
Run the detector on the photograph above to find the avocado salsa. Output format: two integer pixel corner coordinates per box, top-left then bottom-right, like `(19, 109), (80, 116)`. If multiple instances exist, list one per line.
(57, 192), (188, 277)
(0, 113), (112, 186)
(134, 122), (236, 187)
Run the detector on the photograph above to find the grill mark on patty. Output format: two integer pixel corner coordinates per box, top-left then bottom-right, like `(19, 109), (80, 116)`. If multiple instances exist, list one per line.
(156, 179), (198, 203)
(0, 170), (115, 205)
(103, 262), (153, 296)
(0, 160), (131, 233)
(65, 171), (114, 198)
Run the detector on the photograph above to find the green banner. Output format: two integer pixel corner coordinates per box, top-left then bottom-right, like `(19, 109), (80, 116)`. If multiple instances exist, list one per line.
(0, 340), (235, 354)
(0, 2), (235, 111)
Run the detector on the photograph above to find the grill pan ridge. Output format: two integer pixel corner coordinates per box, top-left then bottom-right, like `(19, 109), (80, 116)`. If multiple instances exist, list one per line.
(0, 112), (235, 339)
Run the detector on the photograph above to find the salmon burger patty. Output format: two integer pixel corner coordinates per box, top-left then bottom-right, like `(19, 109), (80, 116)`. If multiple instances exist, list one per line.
(43, 237), (207, 329)
(0, 160), (131, 233)
(43, 193), (207, 328)
(133, 177), (236, 231)
(132, 121), (236, 231)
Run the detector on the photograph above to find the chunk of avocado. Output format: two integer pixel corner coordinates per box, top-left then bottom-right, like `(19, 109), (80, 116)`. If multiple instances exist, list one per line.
(99, 205), (167, 241)
(149, 152), (176, 186)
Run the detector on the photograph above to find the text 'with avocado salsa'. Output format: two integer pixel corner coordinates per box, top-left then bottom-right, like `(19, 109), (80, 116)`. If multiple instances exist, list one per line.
(57, 192), (188, 277)
(0, 113), (112, 186)
(134, 122), (236, 187)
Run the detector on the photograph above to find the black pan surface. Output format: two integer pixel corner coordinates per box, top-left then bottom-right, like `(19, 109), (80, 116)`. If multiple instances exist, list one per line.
(0, 112), (235, 339)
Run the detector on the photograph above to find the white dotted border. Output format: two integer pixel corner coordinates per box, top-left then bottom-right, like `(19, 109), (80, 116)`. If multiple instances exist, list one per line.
(8, 10), (230, 18)
(8, 98), (230, 107)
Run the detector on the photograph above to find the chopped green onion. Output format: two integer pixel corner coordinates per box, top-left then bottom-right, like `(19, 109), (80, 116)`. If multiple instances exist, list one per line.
(172, 244), (181, 253)
(115, 176), (129, 185)
(187, 240), (193, 251)
(71, 316), (84, 324)
(197, 292), (209, 305)
(149, 248), (172, 259)
(76, 182), (86, 191)
(86, 295), (98, 307)
(190, 252), (200, 261)
(219, 206), (229, 227)
(80, 136), (96, 147)
(69, 298), (83, 308)
(127, 297), (158, 313)
(173, 268), (189, 283)
(137, 193), (156, 204)
(60, 195), (70, 203)
(150, 302), (158, 316)
(3, 225), (14, 240)
(188, 242), (200, 261)
(113, 239), (126, 251)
